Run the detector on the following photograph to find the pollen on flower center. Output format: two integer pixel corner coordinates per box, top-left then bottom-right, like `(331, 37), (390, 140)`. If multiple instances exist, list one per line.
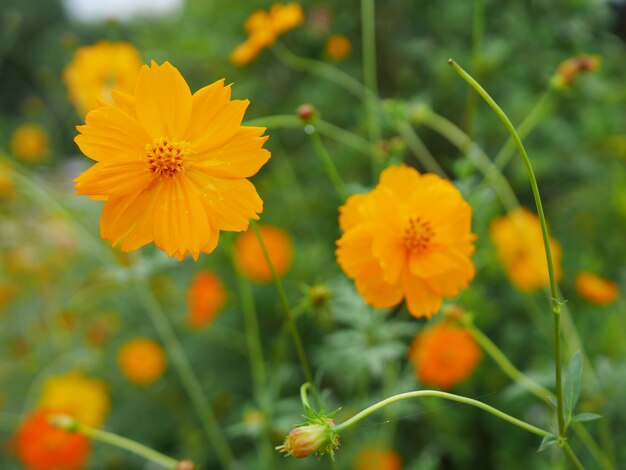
(146, 137), (187, 178)
(402, 216), (434, 252)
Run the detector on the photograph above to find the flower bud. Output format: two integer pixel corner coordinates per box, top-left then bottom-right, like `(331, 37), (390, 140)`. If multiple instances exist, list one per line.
(296, 104), (317, 122)
(175, 460), (195, 470)
(552, 55), (601, 88)
(276, 419), (339, 458)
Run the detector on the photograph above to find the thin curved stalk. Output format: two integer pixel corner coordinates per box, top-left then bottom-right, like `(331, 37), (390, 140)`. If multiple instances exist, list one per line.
(332, 390), (549, 438)
(449, 59), (564, 437)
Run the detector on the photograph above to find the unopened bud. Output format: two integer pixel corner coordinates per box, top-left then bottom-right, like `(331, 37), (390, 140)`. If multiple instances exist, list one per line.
(553, 55), (601, 88)
(296, 104), (317, 122)
(276, 419), (339, 458)
(48, 413), (77, 432)
(309, 284), (331, 308)
(175, 460), (195, 470)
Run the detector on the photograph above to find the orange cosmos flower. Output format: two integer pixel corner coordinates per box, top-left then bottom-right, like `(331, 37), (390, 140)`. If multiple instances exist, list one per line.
(74, 61), (270, 260)
(490, 207), (562, 292)
(575, 272), (619, 306)
(118, 337), (167, 385)
(234, 224), (294, 282)
(63, 41), (142, 115)
(354, 448), (402, 470)
(230, 3), (304, 66)
(37, 372), (110, 427)
(15, 409), (91, 470)
(324, 34), (352, 61)
(11, 124), (49, 163)
(408, 322), (481, 389)
(188, 271), (227, 328)
(336, 165), (475, 318)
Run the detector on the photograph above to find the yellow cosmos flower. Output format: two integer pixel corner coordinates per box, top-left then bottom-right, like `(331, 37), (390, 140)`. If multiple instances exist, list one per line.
(37, 372), (109, 427)
(490, 208), (562, 292)
(575, 272), (619, 306)
(336, 165), (475, 318)
(10, 124), (49, 163)
(324, 34), (352, 61)
(230, 3), (304, 66)
(118, 338), (167, 385)
(63, 40), (142, 115)
(74, 61), (270, 260)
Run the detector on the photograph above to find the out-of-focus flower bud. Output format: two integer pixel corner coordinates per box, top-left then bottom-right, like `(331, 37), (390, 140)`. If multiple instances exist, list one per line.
(552, 55), (601, 89)
(296, 103), (317, 122)
(276, 418), (339, 458)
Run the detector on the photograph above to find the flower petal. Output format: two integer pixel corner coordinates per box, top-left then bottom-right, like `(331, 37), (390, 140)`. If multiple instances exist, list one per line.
(75, 160), (151, 198)
(134, 61), (193, 140)
(75, 105), (149, 162)
(187, 126), (270, 178)
(402, 269), (442, 318)
(186, 170), (263, 232)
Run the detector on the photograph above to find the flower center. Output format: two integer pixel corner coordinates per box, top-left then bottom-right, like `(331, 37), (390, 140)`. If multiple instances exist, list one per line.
(146, 137), (187, 178)
(402, 216), (434, 252)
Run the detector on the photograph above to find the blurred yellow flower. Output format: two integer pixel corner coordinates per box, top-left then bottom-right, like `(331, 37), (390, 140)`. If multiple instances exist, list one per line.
(235, 224), (294, 282)
(575, 272), (618, 306)
(230, 3), (304, 65)
(37, 372), (109, 427)
(324, 34), (352, 61)
(354, 447), (402, 470)
(188, 271), (227, 328)
(336, 165), (476, 318)
(0, 158), (15, 199)
(118, 338), (167, 385)
(63, 40), (142, 115)
(74, 61), (270, 260)
(490, 208), (562, 292)
(10, 124), (49, 163)
(408, 322), (481, 389)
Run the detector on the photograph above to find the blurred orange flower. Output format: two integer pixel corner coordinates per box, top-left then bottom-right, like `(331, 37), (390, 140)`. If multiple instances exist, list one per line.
(336, 165), (475, 318)
(325, 34), (352, 61)
(575, 272), (618, 306)
(235, 224), (294, 282)
(74, 61), (270, 260)
(118, 338), (167, 385)
(10, 124), (49, 163)
(408, 322), (481, 389)
(354, 448), (402, 470)
(188, 271), (227, 328)
(63, 41), (142, 115)
(553, 54), (601, 88)
(490, 208), (562, 292)
(37, 372), (109, 427)
(16, 409), (90, 470)
(0, 158), (14, 199)
(231, 3), (304, 65)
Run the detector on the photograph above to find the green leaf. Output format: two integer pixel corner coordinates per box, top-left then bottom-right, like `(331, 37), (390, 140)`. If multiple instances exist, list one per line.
(546, 396), (558, 410)
(564, 351), (583, 419)
(572, 413), (602, 423)
(537, 434), (558, 452)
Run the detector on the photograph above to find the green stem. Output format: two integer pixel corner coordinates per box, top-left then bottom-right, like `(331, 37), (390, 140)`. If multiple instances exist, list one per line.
(468, 325), (552, 402)
(133, 279), (235, 468)
(225, 236), (274, 466)
(55, 416), (180, 469)
(360, 0), (382, 146)
(244, 115), (378, 158)
(249, 220), (313, 386)
(395, 120), (447, 177)
(492, 88), (554, 171)
(563, 442), (585, 470)
(332, 390), (549, 438)
(415, 108), (519, 212)
(300, 382), (312, 409)
(308, 130), (349, 200)
(271, 42), (365, 98)
(465, 0), (485, 135)
(449, 59), (564, 437)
